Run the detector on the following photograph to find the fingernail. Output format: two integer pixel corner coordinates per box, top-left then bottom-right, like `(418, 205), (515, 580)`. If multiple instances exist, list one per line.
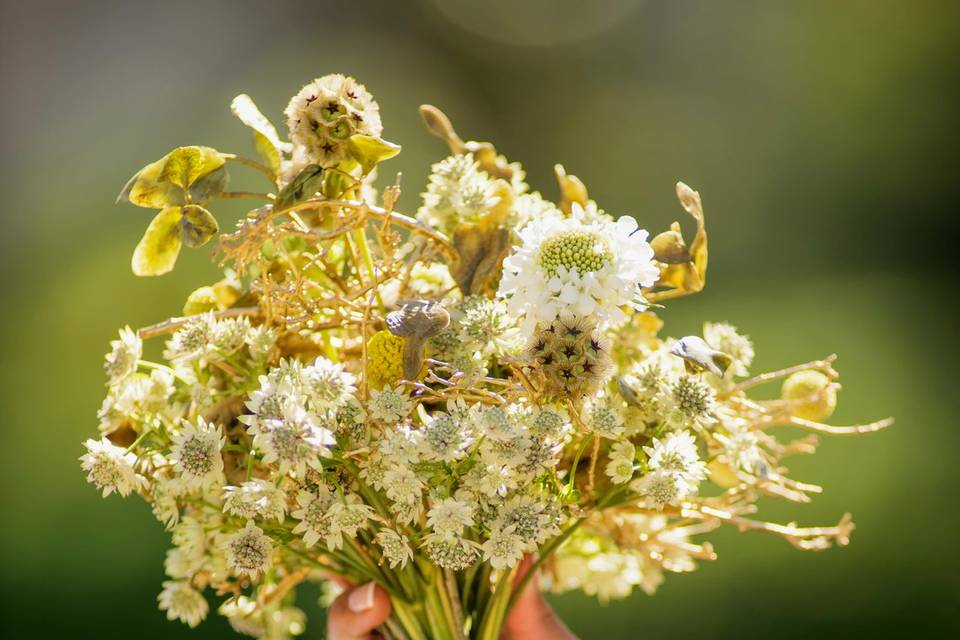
(348, 582), (376, 612)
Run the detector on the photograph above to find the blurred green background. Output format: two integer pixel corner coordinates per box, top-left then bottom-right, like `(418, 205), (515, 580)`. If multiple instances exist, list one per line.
(1, 0), (957, 637)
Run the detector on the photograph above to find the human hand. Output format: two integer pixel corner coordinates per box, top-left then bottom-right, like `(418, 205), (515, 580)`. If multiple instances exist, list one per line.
(326, 557), (576, 640)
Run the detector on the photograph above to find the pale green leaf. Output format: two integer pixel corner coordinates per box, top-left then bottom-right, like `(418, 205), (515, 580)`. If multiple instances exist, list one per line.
(231, 94), (292, 173)
(347, 134), (401, 173)
(118, 146), (228, 208)
(131, 206), (183, 276)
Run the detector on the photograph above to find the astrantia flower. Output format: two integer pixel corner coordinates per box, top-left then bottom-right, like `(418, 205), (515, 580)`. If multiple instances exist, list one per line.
(245, 324), (277, 361)
(482, 525), (525, 571)
(493, 495), (560, 548)
(605, 441), (636, 485)
(104, 326), (141, 383)
(420, 412), (473, 462)
(666, 375), (717, 429)
(457, 296), (521, 357)
(367, 385), (412, 424)
(644, 430), (706, 489)
(335, 396), (367, 441)
(223, 480), (287, 522)
(303, 357), (356, 410)
(499, 208), (660, 335)
(325, 497), (375, 549)
(382, 464), (424, 504)
(427, 498), (475, 536)
(158, 580), (208, 628)
(249, 405), (332, 478)
(240, 376), (299, 431)
(291, 488), (336, 548)
(375, 528), (413, 568)
(163, 313), (216, 363)
(285, 74), (382, 167)
(223, 521), (273, 578)
(422, 533), (479, 571)
(169, 418), (224, 492)
(80, 437), (141, 497)
(631, 470), (683, 510)
(212, 316), (251, 354)
(586, 394), (626, 439)
(417, 154), (499, 236)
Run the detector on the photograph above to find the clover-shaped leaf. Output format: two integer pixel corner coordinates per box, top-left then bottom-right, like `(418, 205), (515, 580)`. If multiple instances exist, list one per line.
(131, 207), (183, 276)
(180, 204), (219, 248)
(347, 134), (401, 174)
(231, 94), (292, 174)
(117, 146), (228, 208)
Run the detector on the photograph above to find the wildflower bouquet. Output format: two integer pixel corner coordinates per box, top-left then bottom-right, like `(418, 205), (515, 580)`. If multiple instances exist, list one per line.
(81, 74), (892, 639)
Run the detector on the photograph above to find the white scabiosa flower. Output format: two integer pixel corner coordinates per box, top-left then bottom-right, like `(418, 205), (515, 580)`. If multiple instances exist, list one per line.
(223, 521), (273, 578)
(79, 438), (141, 497)
(482, 525), (525, 571)
(605, 441), (636, 485)
(375, 528), (413, 569)
(104, 326), (141, 384)
(157, 580), (208, 628)
(285, 74), (382, 167)
(367, 385), (412, 424)
(169, 418), (225, 492)
(498, 207), (660, 335)
(223, 479), (287, 522)
(427, 498), (475, 537)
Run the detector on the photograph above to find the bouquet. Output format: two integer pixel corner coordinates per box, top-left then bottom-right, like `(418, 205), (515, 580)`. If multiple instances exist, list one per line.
(80, 74), (892, 639)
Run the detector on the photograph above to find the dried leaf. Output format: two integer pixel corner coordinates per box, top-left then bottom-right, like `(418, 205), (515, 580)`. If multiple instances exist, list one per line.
(118, 146), (228, 208)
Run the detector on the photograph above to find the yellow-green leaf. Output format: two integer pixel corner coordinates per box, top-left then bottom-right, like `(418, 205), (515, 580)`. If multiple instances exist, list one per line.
(274, 164), (324, 211)
(347, 134), (401, 173)
(179, 204), (219, 248)
(131, 206), (183, 276)
(231, 94), (291, 174)
(118, 146), (227, 208)
(160, 146), (226, 188)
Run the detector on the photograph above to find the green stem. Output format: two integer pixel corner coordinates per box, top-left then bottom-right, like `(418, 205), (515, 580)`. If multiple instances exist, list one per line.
(352, 227), (385, 313)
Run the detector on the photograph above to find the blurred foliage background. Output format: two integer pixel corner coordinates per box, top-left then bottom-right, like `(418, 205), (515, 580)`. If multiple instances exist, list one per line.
(0, 0), (957, 638)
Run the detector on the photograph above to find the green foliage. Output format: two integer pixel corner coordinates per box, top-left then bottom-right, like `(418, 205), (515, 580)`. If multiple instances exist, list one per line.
(179, 205), (219, 249)
(131, 206), (183, 276)
(347, 133), (401, 174)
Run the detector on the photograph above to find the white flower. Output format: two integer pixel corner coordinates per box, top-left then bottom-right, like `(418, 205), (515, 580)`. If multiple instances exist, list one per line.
(665, 375), (717, 429)
(170, 418), (224, 492)
(291, 489), (336, 548)
(605, 441), (636, 485)
(416, 153), (499, 235)
(498, 209), (660, 335)
(213, 316), (251, 353)
(420, 412), (473, 462)
(223, 480), (287, 522)
(325, 497), (375, 549)
(422, 533), (479, 571)
(482, 525), (525, 571)
(586, 395), (626, 439)
(104, 326), (141, 383)
(245, 324), (277, 360)
(382, 464), (425, 504)
(427, 498), (475, 536)
(643, 431), (706, 490)
(163, 313), (216, 363)
(158, 580), (208, 627)
(367, 385), (412, 424)
(631, 470), (683, 510)
(303, 357), (356, 410)
(80, 438), (141, 497)
(240, 376), (299, 431)
(249, 405), (333, 478)
(375, 529), (413, 568)
(223, 521), (273, 578)
(493, 495), (560, 549)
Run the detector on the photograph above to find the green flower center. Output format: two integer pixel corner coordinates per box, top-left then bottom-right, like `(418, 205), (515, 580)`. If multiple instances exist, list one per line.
(538, 230), (610, 277)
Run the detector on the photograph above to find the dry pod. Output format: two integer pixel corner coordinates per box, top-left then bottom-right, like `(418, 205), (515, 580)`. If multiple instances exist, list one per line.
(386, 300), (451, 379)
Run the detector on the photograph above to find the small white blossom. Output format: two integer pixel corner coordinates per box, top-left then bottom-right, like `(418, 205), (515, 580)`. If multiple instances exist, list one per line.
(482, 525), (525, 571)
(223, 480), (287, 522)
(303, 357), (356, 410)
(325, 497), (375, 549)
(631, 470), (683, 510)
(158, 580), (208, 627)
(223, 521), (273, 578)
(291, 489), (336, 548)
(104, 326), (141, 383)
(375, 528), (413, 569)
(644, 431), (706, 490)
(368, 385), (412, 424)
(79, 438), (141, 497)
(427, 498), (475, 537)
(605, 441), (636, 485)
(249, 405), (333, 478)
(170, 418), (225, 492)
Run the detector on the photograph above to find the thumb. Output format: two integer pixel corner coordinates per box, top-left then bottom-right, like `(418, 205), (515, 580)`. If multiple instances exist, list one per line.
(327, 582), (392, 640)
(503, 556), (576, 640)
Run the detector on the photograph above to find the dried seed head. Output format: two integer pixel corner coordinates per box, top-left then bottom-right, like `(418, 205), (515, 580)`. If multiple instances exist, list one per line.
(386, 300), (450, 339)
(526, 314), (611, 403)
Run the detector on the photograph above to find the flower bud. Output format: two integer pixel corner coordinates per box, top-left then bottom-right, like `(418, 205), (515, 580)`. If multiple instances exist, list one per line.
(782, 370), (838, 421)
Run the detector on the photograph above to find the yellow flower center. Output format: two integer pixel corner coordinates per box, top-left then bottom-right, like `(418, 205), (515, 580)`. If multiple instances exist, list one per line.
(538, 230), (610, 277)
